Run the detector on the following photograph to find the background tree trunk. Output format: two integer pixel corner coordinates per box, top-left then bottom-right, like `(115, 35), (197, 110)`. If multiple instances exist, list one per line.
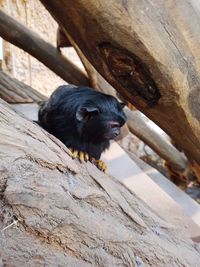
(40, 0), (200, 164)
(0, 99), (200, 266)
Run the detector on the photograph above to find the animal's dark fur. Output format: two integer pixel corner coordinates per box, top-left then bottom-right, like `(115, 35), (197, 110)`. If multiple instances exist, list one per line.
(38, 85), (126, 159)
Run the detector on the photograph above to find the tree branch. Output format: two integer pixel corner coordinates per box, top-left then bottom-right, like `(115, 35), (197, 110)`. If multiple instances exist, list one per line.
(0, 10), (90, 86)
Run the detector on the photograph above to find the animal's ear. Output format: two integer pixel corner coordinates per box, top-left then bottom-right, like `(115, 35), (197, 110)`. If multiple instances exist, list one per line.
(119, 102), (126, 109)
(76, 106), (100, 121)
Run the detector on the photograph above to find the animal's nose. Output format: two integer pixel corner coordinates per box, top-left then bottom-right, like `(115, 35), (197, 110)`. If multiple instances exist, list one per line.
(113, 130), (119, 137)
(109, 122), (120, 128)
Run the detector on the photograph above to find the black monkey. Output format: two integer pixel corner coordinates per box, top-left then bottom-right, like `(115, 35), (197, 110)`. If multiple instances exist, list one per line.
(38, 85), (126, 171)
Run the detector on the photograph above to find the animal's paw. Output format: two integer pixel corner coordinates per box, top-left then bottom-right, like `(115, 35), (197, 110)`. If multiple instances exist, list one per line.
(70, 149), (89, 162)
(90, 158), (107, 173)
(70, 149), (107, 172)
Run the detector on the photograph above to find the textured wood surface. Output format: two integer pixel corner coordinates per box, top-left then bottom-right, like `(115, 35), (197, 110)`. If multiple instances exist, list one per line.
(0, 99), (200, 266)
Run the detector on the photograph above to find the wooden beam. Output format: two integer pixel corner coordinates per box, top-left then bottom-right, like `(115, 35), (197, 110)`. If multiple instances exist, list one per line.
(0, 10), (90, 86)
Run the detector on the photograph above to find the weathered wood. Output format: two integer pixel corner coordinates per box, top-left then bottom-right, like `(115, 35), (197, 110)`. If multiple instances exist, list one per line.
(0, 70), (47, 103)
(0, 10), (89, 86)
(0, 99), (200, 266)
(40, 0), (200, 164)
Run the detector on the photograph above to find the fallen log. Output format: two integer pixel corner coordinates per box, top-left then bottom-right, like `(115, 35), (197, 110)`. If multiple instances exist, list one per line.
(0, 99), (200, 266)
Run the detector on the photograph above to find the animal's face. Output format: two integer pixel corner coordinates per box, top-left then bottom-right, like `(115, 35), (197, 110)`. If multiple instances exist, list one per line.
(75, 95), (127, 142)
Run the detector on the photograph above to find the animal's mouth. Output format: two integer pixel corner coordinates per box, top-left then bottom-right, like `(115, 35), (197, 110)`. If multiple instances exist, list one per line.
(104, 132), (119, 140)
(103, 121), (121, 139)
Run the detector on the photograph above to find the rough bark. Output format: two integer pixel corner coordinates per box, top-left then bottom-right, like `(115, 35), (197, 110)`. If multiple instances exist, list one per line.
(0, 10), (89, 86)
(40, 0), (200, 164)
(0, 100), (200, 266)
(0, 70), (47, 103)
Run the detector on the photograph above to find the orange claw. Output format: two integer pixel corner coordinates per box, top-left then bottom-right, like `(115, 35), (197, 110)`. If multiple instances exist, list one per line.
(70, 149), (89, 162)
(95, 160), (108, 173)
(70, 150), (107, 172)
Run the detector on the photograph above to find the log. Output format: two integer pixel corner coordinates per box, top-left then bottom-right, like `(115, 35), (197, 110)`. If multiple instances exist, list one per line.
(40, 0), (200, 164)
(0, 100), (200, 266)
(0, 10), (89, 86)
(0, 70), (47, 103)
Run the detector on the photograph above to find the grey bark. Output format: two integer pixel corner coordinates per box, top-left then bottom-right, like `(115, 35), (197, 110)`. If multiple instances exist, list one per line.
(0, 98), (200, 266)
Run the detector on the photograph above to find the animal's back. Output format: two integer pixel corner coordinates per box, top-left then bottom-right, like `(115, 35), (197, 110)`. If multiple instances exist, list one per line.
(38, 85), (80, 137)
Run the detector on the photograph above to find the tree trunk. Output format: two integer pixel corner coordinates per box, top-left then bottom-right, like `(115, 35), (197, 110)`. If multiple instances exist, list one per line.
(0, 70), (47, 103)
(0, 100), (199, 266)
(40, 0), (200, 164)
(0, 10), (89, 86)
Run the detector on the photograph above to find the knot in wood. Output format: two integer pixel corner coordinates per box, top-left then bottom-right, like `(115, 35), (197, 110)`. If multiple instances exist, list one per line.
(99, 43), (161, 106)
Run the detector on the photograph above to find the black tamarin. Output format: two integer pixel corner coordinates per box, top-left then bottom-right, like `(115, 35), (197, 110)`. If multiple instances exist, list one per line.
(38, 85), (126, 171)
